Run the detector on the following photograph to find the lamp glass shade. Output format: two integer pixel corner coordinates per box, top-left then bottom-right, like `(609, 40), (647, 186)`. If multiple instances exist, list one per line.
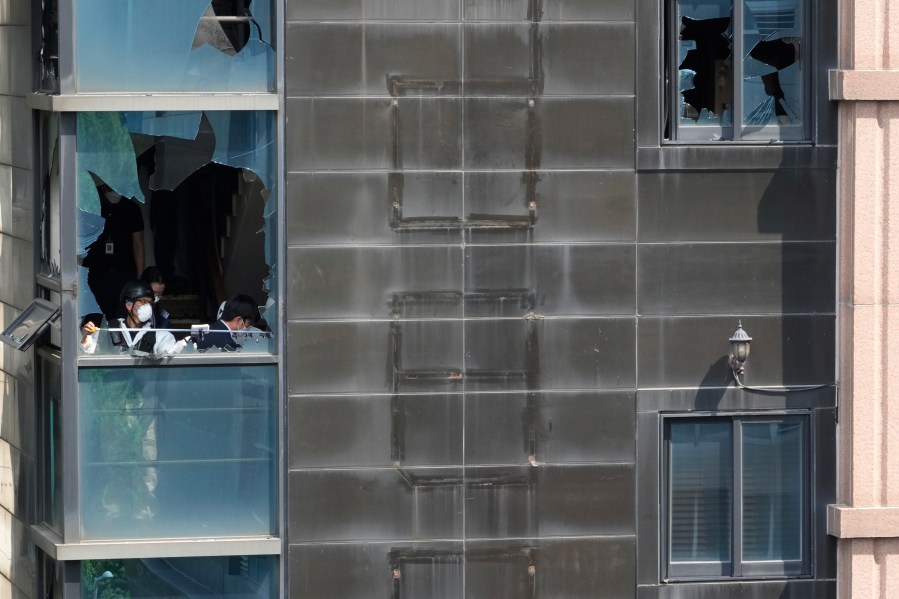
(731, 339), (751, 363)
(728, 323), (752, 365)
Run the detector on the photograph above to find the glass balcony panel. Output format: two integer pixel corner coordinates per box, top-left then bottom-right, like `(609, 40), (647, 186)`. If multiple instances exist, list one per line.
(38, 349), (63, 533)
(78, 365), (276, 540)
(73, 0), (274, 92)
(81, 556), (277, 599)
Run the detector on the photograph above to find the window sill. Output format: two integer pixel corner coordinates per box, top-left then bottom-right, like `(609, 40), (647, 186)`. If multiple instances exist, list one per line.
(637, 144), (837, 171)
(30, 524), (280, 561)
(77, 352), (279, 367)
(27, 92), (279, 112)
(638, 579), (835, 599)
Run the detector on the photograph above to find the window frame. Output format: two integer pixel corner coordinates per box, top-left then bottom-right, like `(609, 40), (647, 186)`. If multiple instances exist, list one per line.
(661, 412), (811, 582)
(635, 0), (837, 170)
(665, 0), (810, 143)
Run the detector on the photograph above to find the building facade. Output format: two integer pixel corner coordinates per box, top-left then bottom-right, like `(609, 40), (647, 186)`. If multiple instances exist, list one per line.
(0, 0), (887, 597)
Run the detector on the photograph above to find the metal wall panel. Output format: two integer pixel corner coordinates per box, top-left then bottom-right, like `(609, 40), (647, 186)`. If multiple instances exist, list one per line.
(286, 0), (460, 21)
(465, 390), (635, 464)
(0, 373), (35, 456)
(465, 244), (635, 316)
(289, 468), (464, 542)
(286, 24), (462, 97)
(0, 166), (33, 242)
(637, 243), (836, 315)
(284, 1), (837, 597)
(0, 0), (30, 25)
(464, 24), (634, 95)
(464, 464), (634, 537)
(286, 172), (464, 246)
(462, 97), (634, 169)
(0, 27), (30, 96)
(288, 246), (464, 319)
(0, 236), (35, 310)
(465, 537), (635, 599)
(288, 542), (465, 599)
(638, 170), (836, 243)
(288, 394), (464, 468)
(463, 0), (635, 21)
(287, 98), (462, 171)
(0, 97), (32, 170)
(637, 315), (835, 388)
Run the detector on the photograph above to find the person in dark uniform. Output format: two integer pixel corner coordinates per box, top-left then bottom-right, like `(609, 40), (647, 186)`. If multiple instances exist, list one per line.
(83, 183), (145, 320)
(141, 266), (171, 331)
(194, 294), (260, 352)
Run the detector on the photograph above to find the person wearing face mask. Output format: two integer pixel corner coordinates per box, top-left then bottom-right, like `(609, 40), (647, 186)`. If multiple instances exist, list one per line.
(141, 266), (171, 331)
(194, 294), (261, 352)
(80, 280), (187, 357)
(82, 182), (146, 320)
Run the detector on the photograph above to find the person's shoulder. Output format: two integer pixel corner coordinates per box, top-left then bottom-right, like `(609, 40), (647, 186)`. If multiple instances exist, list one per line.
(210, 319), (230, 332)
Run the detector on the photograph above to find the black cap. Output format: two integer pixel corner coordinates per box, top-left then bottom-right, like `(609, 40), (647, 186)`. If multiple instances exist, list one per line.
(119, 279), (154, 305)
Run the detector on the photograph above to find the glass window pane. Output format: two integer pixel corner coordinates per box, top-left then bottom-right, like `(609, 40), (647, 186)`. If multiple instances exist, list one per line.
(81, 556), (277, 599)
(675, 0), (734, 133)
(741, 420), (804, 561)
(79, 365), (276, 540)
(39, 349), (63, 532)
(74, 0), (274, 92)
(742, 0), (803, 130)
(669, 421), (733, 563)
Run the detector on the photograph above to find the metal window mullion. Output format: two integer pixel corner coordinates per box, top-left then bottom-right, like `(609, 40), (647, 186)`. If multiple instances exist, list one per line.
(662, 420), (672, 579)
(57, 0), (75, 93)
(732, 0), (744, 140)
(668, 0), (679, 141)
(802, 417), (811, 574)
(732, 418), (743, 577)
(58, 113), (82, 544)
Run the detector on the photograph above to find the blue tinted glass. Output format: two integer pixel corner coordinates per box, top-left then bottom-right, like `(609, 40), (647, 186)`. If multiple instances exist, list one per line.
(741, 421), (803, 561)
(81, 556), (277, 599)
(74, 0), (274, 92)
(676, 0), (733, 129)
(669, 421), (732, 563)
(79, 365), (276, 540)
(39, 350), (64, 533)
(742, 0), (803, 129)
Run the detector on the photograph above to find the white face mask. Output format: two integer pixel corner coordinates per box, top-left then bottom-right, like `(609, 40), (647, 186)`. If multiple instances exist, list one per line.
(136, 303), (153, 323)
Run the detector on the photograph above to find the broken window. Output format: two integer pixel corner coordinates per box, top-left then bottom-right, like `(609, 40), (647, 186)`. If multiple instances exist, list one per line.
(73, 0), (274, 92)
(668, 0), (805, 141)
(38, 113), (61, 280)
(75, 110), (277, 355)
(38, 0), (59, 92)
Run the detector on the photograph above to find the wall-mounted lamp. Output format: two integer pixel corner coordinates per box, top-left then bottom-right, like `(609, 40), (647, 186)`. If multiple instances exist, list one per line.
(729, 321), (752, 377)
